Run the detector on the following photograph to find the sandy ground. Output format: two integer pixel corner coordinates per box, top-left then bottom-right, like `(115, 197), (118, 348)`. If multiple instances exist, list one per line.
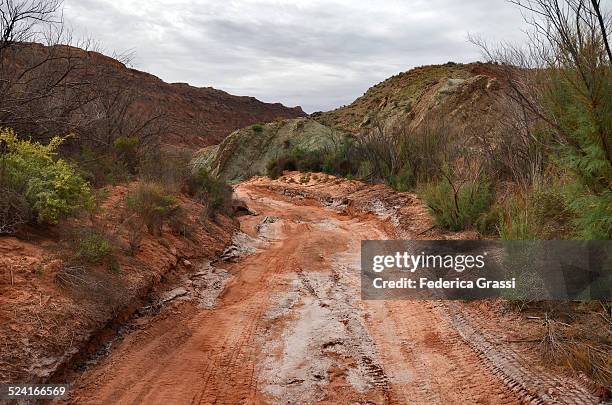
(64, 177), (599, 405)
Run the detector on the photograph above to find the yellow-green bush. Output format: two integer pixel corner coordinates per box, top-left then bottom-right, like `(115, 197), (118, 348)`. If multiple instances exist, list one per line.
(0, 128), (93, 227)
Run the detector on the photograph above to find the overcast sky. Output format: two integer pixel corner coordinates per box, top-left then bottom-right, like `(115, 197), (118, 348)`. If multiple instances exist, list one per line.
(63, 0), (529, 112)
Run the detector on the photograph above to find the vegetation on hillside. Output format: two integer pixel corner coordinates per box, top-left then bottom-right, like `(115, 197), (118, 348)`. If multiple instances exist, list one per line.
(0, 0), (237, 243)
(0, 129), (93, 232)
(271, 1), (611, 243)
(267, 0), (612, 385)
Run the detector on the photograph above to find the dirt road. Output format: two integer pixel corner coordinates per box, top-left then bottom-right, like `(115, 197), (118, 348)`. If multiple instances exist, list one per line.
(64, 179), (584, 404)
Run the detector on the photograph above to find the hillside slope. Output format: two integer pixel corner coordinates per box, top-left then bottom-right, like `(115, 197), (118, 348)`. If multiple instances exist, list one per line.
(313, 62), (504, 135)
(193, 118), (346, 182)
(196, 63), (506, 181)
(4, 43), (306, 148)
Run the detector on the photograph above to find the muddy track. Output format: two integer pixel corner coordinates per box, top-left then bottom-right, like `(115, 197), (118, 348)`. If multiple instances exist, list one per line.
(64, 179), (600, 405)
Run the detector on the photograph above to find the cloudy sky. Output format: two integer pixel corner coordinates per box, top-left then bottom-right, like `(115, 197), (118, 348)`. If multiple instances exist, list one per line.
(63, 0), (529, 112)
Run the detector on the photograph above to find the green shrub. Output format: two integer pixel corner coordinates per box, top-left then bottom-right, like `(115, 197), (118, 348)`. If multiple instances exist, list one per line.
(542, 55), (611, 240)
(251, 124), (264, 132)
(267, 146), (353, 180)
(565, 184), (611, 239)
(125, 182), (182, 235)
(421, 180), (493, 231)
(0, 128), (93, 225)
(113, 136), (139, 153)
(267, 149), (307, 179)
(498, 195), (537, 240)
(186, 168), (233, 215)
(266, 158), (287, 180)
(387, 166), (414, 192)
(72, 228), (119, 272)
(476, 204), (503, 236)
(77, 231), (113, 263)
(498, 187), (575, 240)
(113, 136), (140, 174)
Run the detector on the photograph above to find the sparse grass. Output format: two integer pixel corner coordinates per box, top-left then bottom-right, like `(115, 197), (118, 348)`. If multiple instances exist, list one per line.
(499, 187), (575, 240)
(77, 231), (113, 263)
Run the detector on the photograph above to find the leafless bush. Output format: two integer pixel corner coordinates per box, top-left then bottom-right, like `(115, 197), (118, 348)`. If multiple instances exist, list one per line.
(0, 0), (62, 49)
(470, 0), (612, 189)
(0, 1), (95, 138)
(351, 118), (457, 187)
(55, 265), (100, 290)
(538, 313), (612, 386)
(55, 263), (128, 307)
(352, 119), (403, 181)
(0, 0), (165, 170)
(124, 215), (144, 256)
(72, 79), (164, 154)
(0, 187), (29, 234)
(540, 315), (567, 361)
(139, 143), (193, 192)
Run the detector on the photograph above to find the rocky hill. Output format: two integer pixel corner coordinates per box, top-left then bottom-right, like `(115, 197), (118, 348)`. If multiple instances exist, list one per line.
(193, 118), (344, 182)
(3, 43), (306, 148)
(196, 62), (507, 180)
(313, 62), (505, 135)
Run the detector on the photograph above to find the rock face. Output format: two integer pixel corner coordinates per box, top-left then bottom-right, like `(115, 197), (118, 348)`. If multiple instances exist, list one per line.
(4, 43), (306, 148)
(193, 118), (346, 182)
(195, 62), (508, 182)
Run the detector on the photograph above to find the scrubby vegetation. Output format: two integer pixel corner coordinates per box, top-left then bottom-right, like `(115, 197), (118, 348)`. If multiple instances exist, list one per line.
(73, 228), (119, 272)
(122, 165), (234, 240)
(267, 0), (611, 244)
(420, 180), (493, 232)
(0, 129), (94, 232)
(186, 167), (233, 216)
(125, 182), (183, 236)
(266, 147), (342, 180)
(266, 0), (612, 385)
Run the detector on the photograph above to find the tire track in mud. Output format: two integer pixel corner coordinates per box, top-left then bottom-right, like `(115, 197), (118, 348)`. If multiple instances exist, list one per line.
(250, 176), (604, 405)
(66, 179), (601, 404)
(439, 303), (602, 404)
(255, 214), (396, 404)
(190, 253), (291, 405)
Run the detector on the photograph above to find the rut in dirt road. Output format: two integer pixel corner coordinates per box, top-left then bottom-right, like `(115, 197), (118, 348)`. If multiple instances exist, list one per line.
(64, 179), (593, 405)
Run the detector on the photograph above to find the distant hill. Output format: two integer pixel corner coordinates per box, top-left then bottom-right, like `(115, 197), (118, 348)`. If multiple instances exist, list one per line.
(313, 62), (506, 136)
(196, 62), (508, 181)
(4, 43), (306, 148)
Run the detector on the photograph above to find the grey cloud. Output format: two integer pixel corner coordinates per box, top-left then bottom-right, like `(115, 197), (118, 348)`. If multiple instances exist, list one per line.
(64, 0), (529, 112)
